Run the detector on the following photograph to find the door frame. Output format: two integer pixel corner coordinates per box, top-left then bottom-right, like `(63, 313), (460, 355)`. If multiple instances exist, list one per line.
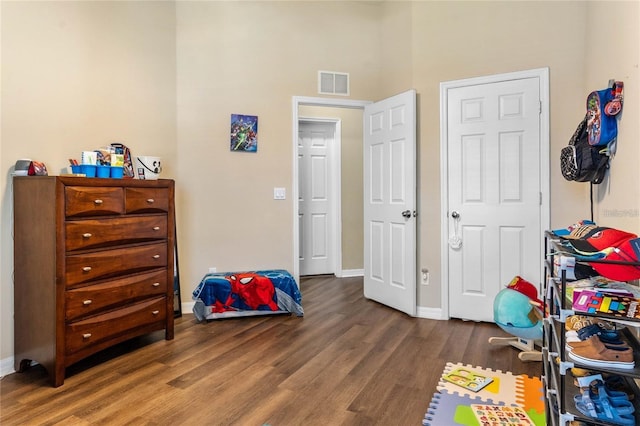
(439, 68), (550, 320)
(292, 97), (372, 281)
(298, 117), (341, 276)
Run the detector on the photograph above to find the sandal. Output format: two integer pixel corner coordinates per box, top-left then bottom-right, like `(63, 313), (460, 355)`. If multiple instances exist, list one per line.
(573, 380), (635, 425)
(605, 375), (635, 401)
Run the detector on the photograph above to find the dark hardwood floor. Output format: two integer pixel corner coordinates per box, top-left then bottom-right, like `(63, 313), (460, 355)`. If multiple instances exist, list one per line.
(1, 275), (541, 425)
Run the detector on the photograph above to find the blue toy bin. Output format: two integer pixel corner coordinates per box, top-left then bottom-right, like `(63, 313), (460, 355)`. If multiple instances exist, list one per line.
(110, 166), (124, 179)
(81, 164), (97, 178)
(96, 165), (110, 178)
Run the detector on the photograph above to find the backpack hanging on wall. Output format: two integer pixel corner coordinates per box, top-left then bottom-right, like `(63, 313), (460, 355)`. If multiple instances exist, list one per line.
(560, 115), (609, 184)
(586, 81), (624, 147)
(560, 81), (624, 185)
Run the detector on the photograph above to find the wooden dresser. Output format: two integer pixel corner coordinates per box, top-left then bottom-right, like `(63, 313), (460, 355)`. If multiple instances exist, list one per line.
(13, 176), (175, 387)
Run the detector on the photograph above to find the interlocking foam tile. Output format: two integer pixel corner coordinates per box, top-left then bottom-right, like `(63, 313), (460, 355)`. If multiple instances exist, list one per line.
(434, 362), (545, 425)
(422, 389), (508, 426)
(516, 373), (545, 415)
(437, 362), (521, 405)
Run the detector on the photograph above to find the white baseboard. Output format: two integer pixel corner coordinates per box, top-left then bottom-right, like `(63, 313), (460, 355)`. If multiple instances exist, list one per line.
(339, 269), (364, 278)
(0, 356), (15, 378)
(416, 306), (447, 320)
(181, 301), (195, 315)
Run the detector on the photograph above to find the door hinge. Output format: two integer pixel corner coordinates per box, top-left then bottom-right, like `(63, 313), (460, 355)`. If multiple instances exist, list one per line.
(539, 192), (542, 205)
(539, 101), (542, 115)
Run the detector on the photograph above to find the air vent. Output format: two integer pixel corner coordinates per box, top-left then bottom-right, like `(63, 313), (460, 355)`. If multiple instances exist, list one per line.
(318, 71), (349, 96)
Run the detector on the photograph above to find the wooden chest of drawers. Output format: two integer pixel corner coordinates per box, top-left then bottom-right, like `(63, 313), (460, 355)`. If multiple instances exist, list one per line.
(13, 176), (175, 387)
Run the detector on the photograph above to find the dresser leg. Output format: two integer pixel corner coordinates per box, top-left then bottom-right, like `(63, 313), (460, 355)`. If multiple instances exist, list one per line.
(17, 358), (32, 373)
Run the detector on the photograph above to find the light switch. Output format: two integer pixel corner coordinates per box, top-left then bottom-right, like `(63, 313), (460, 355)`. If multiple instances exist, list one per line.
(274, 187), (286, 200)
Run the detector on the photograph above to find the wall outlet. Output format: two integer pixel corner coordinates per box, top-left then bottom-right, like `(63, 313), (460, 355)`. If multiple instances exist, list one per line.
(208, 267), (217, 273)
(273, 187), (286, 200)
(421, 268), (429, 286)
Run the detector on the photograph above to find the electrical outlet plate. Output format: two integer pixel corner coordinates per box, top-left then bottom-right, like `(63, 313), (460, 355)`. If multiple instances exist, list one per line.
(208, 267), (217, 273)
(421, 269), (429, 285)
(274, 187), (286, 200)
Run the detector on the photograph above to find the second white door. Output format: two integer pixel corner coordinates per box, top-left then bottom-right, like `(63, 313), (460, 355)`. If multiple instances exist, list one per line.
(363, 90), (417, 316)
(298, 120), (336, 276)
(446, 76), (542, 322)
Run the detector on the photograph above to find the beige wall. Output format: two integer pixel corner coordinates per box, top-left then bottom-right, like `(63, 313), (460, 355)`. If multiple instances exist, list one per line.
(587, 2), (640, 233)
(1, 1), (177, 362)
(175, 1), (382, 295)
(1, 1), (639, 367)
(411, 0), (593, 307)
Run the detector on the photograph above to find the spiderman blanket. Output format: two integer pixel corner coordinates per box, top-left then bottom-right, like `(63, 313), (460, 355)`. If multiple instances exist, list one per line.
(192, 269), (303, 321)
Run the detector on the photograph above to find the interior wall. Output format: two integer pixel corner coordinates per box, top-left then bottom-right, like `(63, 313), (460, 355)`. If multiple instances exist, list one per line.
(175, 1), (383, 296)
(299, 105), (364, 272)
(411, 1), (594, 308)
(1, 0), (638, 371)
(587, 1), (640, 232)
(0, 1), (177, 362)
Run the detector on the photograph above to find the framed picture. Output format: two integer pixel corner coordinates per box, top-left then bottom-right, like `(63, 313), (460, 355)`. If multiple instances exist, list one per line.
(230, 114), (258, 152)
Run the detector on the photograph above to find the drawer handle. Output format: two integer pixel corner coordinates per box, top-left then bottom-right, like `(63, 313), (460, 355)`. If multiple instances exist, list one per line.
(152, 310), (160, 315)
(152, 282), (160, 287)
(152, 254), (160, 259)
(153, 226), (160, 231)
(94, 199), (103, 205)
(146, 198), (155, 204)
(82, 333), (92, 339)
(82, 266), (92, 272)
(83, 300), (93, 305)
(82, 233), (92, 239)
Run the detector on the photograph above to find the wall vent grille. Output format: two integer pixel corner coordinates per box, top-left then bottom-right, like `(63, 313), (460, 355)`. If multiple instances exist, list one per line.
(318, 71), (349, 96)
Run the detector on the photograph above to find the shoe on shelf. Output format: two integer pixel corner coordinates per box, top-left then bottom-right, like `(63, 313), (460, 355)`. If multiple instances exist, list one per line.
(571, 367), (597, 378)
(567, 339), (629, 351)
(565, 315), (616, 332)
(566, 332), (626, 349)
(577, 324), (624, 343)
(566, 315), (595, 332)
(568, 336), (635, 370)
(565, 331), (625, 347)
(573, 379), (635, 425)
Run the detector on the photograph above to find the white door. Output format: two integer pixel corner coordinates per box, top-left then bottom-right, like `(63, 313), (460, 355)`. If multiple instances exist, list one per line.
(298, 121), (335, 276)
(363, 90), (417, 316)
(446, 77), (542, 322)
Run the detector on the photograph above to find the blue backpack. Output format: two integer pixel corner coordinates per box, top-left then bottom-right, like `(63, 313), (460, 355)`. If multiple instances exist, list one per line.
(586, 81), (623, 146)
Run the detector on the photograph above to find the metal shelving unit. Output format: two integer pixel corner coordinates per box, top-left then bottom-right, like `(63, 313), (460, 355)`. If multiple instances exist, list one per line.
(543, 231), (640, 426)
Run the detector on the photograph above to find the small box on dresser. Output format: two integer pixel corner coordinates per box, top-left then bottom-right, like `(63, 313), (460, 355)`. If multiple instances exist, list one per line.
(13, 176), (175, 387)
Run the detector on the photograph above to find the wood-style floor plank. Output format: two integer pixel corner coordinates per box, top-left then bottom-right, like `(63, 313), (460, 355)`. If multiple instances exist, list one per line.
(1, 275), (541, 425)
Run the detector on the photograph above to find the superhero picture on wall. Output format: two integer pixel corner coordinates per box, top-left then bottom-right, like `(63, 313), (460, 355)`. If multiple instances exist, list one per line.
(230, 114), (258, 152)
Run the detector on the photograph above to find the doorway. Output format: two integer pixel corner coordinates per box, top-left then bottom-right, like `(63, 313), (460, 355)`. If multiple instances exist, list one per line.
(440, 68), (550, 322)
(293, 91), (418, 318)
(298, 119), (340, 276)
(292, 97), (370, 280)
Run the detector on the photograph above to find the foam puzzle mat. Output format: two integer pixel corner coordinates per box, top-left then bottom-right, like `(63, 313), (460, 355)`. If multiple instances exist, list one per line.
(423, 362), (545, 426)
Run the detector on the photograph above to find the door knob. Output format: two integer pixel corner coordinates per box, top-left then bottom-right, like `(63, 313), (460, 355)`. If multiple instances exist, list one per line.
(451, 211), (460, 219)
(401, 210), (412, 218)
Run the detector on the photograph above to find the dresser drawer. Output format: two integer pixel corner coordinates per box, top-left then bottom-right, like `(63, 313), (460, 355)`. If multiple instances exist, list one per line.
(65, 216), (167, 252)
(125, 188), (170, 214)
(65, 187), (124, 217)
(65, 297), (166, 355)
(65, 270), (168, 320)
(65, 242), (168, 286)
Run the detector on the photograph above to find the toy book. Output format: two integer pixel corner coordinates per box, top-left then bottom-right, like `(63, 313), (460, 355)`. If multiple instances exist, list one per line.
(441, 367), (494, 392)
(572, 289), (640, 319)
(471, 404), (535, 425)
